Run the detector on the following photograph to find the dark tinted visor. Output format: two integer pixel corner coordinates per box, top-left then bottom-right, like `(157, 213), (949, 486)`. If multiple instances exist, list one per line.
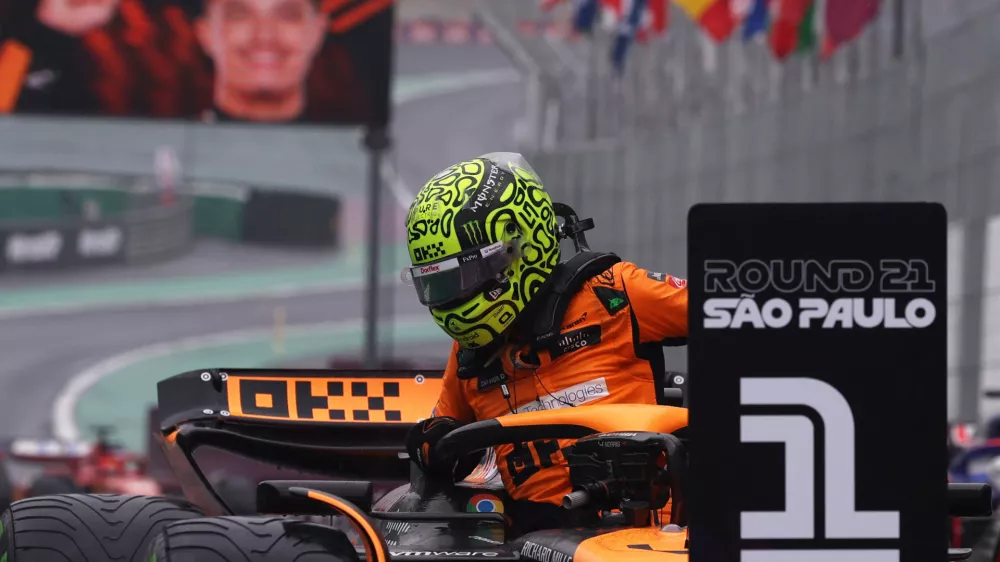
(403, 241), (515, 308)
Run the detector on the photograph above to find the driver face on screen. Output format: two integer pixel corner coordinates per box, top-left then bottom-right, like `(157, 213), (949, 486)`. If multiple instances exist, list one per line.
(196, 0), (328, 121)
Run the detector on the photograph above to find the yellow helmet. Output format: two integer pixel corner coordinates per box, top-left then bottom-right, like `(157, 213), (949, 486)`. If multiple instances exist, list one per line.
(402, 152), (560, 349)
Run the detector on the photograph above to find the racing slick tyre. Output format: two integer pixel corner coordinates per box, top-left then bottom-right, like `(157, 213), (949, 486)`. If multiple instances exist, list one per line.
(0, 494), (205, 561)
(148, 516), (361, 561)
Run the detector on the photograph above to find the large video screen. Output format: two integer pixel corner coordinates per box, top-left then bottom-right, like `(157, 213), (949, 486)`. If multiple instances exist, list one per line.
(0, 0), (392, 126)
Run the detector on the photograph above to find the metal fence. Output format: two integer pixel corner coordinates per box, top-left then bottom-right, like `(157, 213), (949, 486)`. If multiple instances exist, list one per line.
(477, 0), (1000, 423)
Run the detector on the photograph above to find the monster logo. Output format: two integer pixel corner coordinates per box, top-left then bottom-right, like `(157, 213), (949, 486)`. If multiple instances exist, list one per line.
(468, 165), (502, 213)
(463, 220), (485, 246)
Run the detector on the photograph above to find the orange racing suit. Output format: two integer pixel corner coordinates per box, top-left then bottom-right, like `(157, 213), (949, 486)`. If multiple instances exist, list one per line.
(430, 260), (688, 507)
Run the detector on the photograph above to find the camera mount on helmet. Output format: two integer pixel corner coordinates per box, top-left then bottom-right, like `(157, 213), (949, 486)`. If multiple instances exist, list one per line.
(553, 203), (595, 253)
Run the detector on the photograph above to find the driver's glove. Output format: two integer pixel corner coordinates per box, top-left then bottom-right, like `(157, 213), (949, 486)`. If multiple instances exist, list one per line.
(405, 417), (479, 481)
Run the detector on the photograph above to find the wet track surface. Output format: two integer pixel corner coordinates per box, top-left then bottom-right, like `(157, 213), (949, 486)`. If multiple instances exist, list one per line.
(0, 43), (523, 440)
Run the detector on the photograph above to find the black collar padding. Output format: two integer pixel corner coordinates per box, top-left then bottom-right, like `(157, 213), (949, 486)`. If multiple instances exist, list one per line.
(454, 251), (621, 377)
(525, 252), (621, 347)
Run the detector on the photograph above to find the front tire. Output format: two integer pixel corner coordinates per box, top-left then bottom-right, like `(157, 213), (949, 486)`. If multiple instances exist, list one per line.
(0, 494), (204, 561)
(149, 516), (361, 561)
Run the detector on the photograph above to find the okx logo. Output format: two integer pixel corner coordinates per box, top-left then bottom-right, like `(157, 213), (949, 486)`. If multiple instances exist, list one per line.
(413, 242), (446, 262)
(739, 377), (898, 562)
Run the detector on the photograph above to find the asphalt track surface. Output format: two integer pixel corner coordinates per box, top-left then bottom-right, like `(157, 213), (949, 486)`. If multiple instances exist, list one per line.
(0, 43), (523, 441)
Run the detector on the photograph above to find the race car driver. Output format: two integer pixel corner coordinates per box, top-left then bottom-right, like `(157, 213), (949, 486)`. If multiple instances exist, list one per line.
(402, 152), (688, 533)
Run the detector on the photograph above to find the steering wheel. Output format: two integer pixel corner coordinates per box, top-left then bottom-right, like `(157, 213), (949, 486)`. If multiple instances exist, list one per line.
(434, 403), (687, 460)
(433, 404), (689, 526)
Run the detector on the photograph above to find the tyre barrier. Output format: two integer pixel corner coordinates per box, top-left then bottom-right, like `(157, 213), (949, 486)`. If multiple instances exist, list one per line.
(241, 189), (341, 248)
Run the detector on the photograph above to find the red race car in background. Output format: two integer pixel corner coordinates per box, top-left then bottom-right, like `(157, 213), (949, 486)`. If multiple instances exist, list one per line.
(0, 425), (162, 513)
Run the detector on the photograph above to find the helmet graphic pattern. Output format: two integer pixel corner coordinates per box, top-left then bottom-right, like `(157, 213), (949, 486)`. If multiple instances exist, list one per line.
(405, 153), (559, 348)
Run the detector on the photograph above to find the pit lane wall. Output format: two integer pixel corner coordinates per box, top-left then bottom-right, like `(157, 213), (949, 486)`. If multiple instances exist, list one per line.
(478, 0), (1000, 424)
(0, 171), (341, 271)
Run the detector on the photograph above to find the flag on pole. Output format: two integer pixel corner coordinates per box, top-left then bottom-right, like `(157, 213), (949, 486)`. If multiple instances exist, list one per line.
(768, 0), (811, 59)
(601, 0), (665, 39)
(730, 0), (755, 19)
(742, 0), (769, 40)
(611, 0), (648, 74)
(812, 0), (833, 58)
(599, 0), (622, 32)
(648, 0), (669, 35)
(672, 0), (735, 42)
(797, 0), (817, 52)
(618, 0), (666, 43)
(573, 0), (601, 33)
(825, 0), (880, 54)
(635, 0), (655, 43)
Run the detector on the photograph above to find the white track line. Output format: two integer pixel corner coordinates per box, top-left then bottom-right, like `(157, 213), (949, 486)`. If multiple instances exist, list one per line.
(51, 314), (433, 442)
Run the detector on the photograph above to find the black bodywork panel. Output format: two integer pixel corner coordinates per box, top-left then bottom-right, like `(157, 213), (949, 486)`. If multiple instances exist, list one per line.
(368, 474), (667, 562)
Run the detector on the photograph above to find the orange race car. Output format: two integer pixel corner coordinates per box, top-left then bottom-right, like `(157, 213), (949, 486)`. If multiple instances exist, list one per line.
(0, 368), (990, 562)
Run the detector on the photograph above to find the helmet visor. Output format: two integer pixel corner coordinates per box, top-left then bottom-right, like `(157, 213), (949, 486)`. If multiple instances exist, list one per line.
(478, 152), (541, 184)
(403, 240), (516, 308)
